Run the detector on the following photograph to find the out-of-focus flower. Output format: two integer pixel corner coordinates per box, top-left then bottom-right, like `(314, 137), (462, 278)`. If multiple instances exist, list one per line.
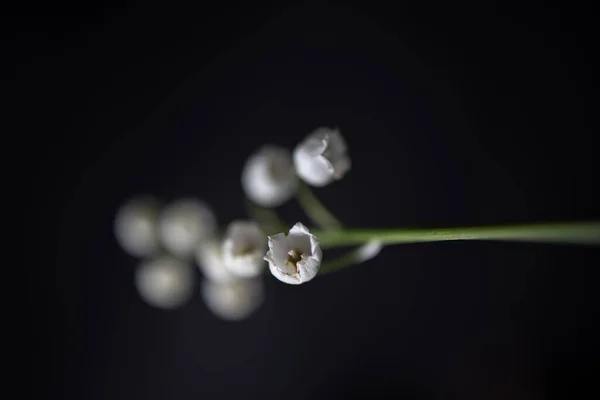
(264, 222), (322, 284)
(135, 256), (195, 309)
(355, 240), (383, 263)
(222, 221), (267, 277)
(114, 196), (160, 257)
(241, 145), (298, 207)
(201, 277), (264, 321)
(195, 239), (236, 283)
(158, 198), (217, 258)
(293, 127), (351, 187)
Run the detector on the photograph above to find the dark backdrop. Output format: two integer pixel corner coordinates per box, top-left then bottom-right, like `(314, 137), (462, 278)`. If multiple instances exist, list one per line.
(8, 2), (599, 399)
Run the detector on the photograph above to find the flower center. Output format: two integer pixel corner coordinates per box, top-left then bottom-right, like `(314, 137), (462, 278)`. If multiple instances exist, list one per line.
(284, 249), (302, 273)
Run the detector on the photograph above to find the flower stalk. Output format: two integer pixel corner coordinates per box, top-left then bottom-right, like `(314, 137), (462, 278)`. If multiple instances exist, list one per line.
(314, 221), (600, 248)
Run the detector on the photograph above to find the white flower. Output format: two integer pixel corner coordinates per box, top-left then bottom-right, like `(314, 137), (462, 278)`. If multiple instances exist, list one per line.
(135, 256), (195, 309)
(293, 127), (351, 187)
(355, 240), (383, 263)
(195, 239), (236, 283)
(264, 222), (322, 284)
(114, 196), (160, 257)
(201, 277), (264, 321)
(158, 198), (217, 258)
(241, 145), (298, 207)
(222, 221), (267, 277)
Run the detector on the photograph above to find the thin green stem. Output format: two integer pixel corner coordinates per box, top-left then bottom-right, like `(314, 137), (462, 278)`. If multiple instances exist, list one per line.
(314, 221), (600, 248)
(295, 181), (342, 230)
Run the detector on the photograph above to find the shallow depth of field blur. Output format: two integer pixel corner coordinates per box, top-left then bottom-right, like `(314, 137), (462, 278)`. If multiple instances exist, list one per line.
(48, 5), (599, 400)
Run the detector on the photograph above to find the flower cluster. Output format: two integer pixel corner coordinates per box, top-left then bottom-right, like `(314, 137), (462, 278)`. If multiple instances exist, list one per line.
(115, 127), (381, 320)
(115, 198), (264, 320)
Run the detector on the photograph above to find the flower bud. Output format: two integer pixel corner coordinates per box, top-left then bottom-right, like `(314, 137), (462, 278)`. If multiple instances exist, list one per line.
(222, 221), (267, 277)
(242, 145), (298, 207)
(293, 127), (351, 187)
(158, 198), (217, 258)
(201, 277), (264, 321)
(135, 256), (195, 309)
(114, 196), (160, 258)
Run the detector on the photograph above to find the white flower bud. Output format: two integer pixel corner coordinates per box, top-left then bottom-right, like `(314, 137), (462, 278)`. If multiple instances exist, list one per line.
(222, 221), (267, 277)
(264, 222), (322, 284)
(355, 240), (383, 263)
(293, 127), (351, 187)
(135, 256), (195, 309)
(158, 198), (217, 258)
(201, 277), (264, 321)
(114, 196), (160, 257)
(241, 145), (298, 207)
(195, 239), (236, 283)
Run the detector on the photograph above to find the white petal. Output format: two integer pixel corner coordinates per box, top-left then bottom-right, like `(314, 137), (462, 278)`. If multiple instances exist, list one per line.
(222, 221), (267, 277)
(293, 127), (351, 187)
(268, 262), (303, 284)
(264, 233), (288, 266)
(201, 277), (264, 321)
(296, 253), (321, 283)
(242, 145), (298, 207)
(355, 240), (383, 263)
(293, 145), (334, 187)
(158, 198), (217, 258)
(195, 240), (236, 283)
(266, 222), (322, 284)
(114, 196), (160, 257)
(135, 256), (195, 309)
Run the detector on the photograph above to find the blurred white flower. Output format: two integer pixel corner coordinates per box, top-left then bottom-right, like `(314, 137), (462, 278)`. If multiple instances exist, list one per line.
(222, 221), (267, 277)
(293, 127), (351, 187)
(242, 145), (298, 207)
(158, 198), (217, 258)
(135, 256), (195, 309)
(114, 196), (160, 257)
(264, 222), (322, 284)
(195, 239), (236, 283)
(355, 240), (383, 263)
(201, 277), (264, 321)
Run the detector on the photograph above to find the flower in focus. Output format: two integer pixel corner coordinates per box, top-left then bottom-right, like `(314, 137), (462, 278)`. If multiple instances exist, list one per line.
(201, 277), (264, 321)
(114, 196), (160, 257)
(355, 240), (383, 263)
(293, 127), (351, 187)
(264, 222), (322, 284)
(242, 145), (298, 207)
(195, 239), (236, 283)
(135, 256), (195, 309)
(222, 220), (267, 277)
(158, 198), (217, 258)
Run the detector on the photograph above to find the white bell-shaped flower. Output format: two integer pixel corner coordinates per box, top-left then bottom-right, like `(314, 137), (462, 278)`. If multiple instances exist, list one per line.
(222, 221), (267, 277)
(201, 277), (264, 321)
(158, 198), (217, 258)
(135, 256), (195, 309)
(242, 145), (298, 207)
(114, 196), (160, 257)
(293, 127), (351, 187)
(195, 239), (237, 283)
(264, 222), (322, 284)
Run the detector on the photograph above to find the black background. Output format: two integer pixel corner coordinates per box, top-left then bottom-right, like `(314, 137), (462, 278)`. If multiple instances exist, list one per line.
(7, 2), (599, 399)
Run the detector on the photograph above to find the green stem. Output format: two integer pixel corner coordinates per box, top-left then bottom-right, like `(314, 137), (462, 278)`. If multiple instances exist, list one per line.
(295, 181), (342, 230)
(314, 221), (600, 248)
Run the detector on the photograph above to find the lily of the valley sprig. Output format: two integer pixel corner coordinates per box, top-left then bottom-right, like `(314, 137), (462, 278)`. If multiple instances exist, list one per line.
(115, 126), (600, 320)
